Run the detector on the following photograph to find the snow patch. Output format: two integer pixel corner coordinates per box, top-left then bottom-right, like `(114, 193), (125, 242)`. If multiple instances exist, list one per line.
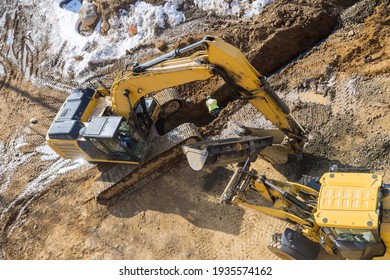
(35, 144), (59, 161)
(346, 76), (358, 95)
(6, 29), (14, 46)
(193, 0), (273, 17)
(0, 63), (5, 77)
(26, 0), (273, 83)
(0, 135), (34, 193)
(39, 0), (188, 82)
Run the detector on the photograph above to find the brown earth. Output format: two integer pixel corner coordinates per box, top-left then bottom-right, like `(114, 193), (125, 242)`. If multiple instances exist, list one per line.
(0, 0), (389, 260)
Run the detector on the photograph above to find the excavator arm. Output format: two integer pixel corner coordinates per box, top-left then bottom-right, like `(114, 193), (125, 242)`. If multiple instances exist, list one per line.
(220, 158), (318, 228)
(109, 36), (306, 151)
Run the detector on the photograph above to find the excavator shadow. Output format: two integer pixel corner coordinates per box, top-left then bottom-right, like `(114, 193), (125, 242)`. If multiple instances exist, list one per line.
(273, 152), (356, 183)
(2, 81), (64, 113)
(106, 157), (244, 235)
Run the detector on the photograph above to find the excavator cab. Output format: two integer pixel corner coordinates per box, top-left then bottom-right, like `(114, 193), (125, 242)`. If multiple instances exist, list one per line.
(80, 116), (147, 163)
(320, 226), (385, 259)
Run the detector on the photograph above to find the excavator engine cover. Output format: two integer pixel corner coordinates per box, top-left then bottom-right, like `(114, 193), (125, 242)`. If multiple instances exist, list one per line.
(182, 136), (273, 170)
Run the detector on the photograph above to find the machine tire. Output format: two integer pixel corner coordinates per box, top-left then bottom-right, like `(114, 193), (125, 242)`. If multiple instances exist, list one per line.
(267, 233), (295, 260)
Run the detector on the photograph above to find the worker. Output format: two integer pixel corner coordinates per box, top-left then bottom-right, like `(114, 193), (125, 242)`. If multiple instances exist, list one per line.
(206, 96), (221, 118)
(118, 132), (135, 150)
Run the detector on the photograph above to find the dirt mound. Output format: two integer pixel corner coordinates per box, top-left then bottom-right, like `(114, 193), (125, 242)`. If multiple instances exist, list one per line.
(270, 3), (390, 170)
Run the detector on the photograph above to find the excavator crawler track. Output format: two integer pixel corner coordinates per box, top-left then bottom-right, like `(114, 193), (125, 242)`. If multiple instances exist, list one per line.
(94, 123), (201, 205)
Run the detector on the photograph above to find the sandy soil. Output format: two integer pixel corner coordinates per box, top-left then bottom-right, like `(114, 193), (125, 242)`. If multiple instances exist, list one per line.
(0, 0), (389, 260)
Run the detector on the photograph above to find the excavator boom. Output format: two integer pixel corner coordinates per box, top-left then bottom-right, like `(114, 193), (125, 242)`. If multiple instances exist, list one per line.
(111, 36), (305, 145)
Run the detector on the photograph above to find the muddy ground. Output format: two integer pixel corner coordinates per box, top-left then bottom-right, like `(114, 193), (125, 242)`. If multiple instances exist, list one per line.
(0, 0), (389, 259)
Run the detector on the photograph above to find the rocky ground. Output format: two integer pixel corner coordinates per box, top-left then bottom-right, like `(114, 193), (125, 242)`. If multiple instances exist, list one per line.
(0, 0), (389, 260)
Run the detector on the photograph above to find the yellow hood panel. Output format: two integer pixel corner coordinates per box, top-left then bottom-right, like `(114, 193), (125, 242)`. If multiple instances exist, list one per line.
(314, 173), (382, 228)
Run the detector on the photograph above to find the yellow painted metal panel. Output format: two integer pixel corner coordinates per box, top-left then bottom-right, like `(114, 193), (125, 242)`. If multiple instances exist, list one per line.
(314, 173), (381, 228)
(81, 90), (98, 122)
(47, 139), (83, 160)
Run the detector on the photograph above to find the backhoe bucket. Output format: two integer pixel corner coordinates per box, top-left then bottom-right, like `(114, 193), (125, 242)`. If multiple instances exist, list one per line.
(182, 136), (273, 171)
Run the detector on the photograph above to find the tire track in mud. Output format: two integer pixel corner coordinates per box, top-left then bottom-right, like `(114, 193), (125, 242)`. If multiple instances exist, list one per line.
(0, 134), (89, 250)
(238, 211), (287, 259)
(3, 10), (34, 78)
(0, 10), (12, 90)
(292, 103), (332, 130)
(0, 94), (88, 243)
(1, 7), (77, 91)
(0, 3), (88, 258)
(0, 55), (11, 91)
(30, 76), (76, 94)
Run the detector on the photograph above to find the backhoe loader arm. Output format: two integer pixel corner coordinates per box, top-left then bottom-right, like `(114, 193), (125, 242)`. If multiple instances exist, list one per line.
(109, 36), (306, 149)
(220, 160), (318, 228)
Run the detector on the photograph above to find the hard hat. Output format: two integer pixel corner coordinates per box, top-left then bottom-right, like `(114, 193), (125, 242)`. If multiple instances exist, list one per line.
(207, 96), (212, 99)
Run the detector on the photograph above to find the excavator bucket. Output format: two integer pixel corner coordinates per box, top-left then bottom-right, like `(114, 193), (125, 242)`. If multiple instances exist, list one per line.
(235, 125), (296, 165)
(182, 135), (273, 171)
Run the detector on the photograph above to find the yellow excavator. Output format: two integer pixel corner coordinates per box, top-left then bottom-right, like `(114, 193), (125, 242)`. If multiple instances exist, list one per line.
(183, 140), (390, 260)
(46, 36), (306, 204)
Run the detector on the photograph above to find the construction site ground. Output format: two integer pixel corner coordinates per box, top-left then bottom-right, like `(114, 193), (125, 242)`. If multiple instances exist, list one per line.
(0, 0), (389, 260)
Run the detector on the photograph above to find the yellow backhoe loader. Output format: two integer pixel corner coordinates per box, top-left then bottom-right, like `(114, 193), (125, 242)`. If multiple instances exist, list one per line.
(46, 36), (306, 204)
(183, 141), (390, 260)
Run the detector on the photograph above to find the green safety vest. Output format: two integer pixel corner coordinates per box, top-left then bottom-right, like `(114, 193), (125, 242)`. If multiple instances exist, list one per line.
(206, 98), (219, 112)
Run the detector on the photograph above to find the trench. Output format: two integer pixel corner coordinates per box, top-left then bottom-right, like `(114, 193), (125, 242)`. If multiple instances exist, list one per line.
(158, 4), (349, 135)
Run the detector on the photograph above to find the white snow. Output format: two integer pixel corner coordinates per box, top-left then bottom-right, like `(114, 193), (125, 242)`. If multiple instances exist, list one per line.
(23, 0), (274, 84)
(6, 29), (14, 46)
(36, 0), (189, 82)
(0, 63), (5, 76)
(193, 0), (273, 17)
(347, 76), (358, 95)
(35, 144), (60, 161)
(0, 134), (34, 193)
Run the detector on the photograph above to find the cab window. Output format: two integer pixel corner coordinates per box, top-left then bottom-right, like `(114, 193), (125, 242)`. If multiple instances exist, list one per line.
(332, 228), (376, 243)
